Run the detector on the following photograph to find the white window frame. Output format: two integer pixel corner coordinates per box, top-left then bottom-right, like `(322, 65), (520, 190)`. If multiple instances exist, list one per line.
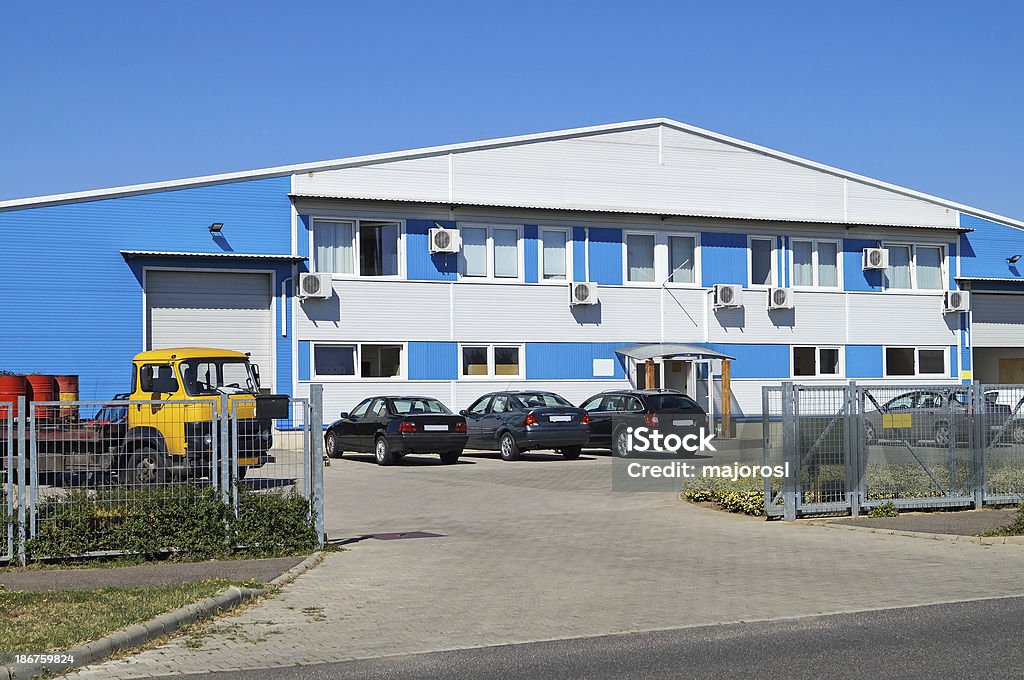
(664, 231), (701, 288)
(788, 238), (842, 290)
(458, 344), (525, 380)
(457, 224), (525, 282)
(311, 342), (407, 381)
(790, 345), (844, 379)
(882, 346), (949, 378)
(622, 230), (659, 287)
(882, 242), (947, 293)
(537, 227), (574, 284)
(748, 235), (777, 289)
(309, 217), (406, 280)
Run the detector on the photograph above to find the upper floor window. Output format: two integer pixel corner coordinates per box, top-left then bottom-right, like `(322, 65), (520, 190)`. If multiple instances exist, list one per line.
(540, 228), (570, 281)
(313, 219), (401, 277)
(884, 244), (945, 291)
(791, 239), (839, 288)
(668, 235), (696, 284)
(625, 233), (656, 283)
(623, 231), (700, 286)
(459, 225), (522, 280)
(749, 237), (775, 287)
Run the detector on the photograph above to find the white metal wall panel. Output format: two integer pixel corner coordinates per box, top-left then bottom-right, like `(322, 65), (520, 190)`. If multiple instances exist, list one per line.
(846, 293), (957, 345)
(845, 180), (957, 227)
(971, 294), (1024, 347)
(295, 154), (450, 203)
(145, 270), (273, 384)
(661, 288), (706, 343)
(296, 280), (451, 341)
(708, 291), (848, 344)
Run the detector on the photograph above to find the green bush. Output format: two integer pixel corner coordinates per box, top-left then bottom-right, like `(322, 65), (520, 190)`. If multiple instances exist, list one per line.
(24, 484), (318, 561)
(683, 476), (766, 516)
(868, 501), (899, 518)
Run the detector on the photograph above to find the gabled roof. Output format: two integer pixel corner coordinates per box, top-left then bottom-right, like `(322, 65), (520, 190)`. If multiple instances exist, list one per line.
(1, 117), (1020, 230)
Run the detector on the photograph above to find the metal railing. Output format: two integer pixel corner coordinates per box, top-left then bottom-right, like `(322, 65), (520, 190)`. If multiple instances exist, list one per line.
(764, 382), (1024, 519)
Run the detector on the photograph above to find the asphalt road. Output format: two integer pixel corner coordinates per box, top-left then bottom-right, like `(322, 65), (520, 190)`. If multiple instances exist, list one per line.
(173, 595), (1024, 680)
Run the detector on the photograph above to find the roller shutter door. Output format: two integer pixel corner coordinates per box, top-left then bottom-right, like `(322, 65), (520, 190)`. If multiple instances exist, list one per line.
(972, 293), (1024, 347)
(145, 270), (273, 385)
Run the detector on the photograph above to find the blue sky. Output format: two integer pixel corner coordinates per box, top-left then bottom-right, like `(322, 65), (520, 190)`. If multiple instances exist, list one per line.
(3, 1), (1022, 218)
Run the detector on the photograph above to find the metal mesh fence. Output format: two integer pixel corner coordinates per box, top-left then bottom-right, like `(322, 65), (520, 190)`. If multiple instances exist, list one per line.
(762, 387), (784, 517)
(0, 401), (13, 562)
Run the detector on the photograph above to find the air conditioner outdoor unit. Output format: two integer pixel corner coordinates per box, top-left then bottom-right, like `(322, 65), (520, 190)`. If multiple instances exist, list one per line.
(569, 282), (599, 306)
(428, 227), (461, 254)
(298, 272), (332, 300)
(767, 287), (794, 310)
(943, 290), (970, 313)
(863, 247), (889, 270)
(713, 284), (742, 309)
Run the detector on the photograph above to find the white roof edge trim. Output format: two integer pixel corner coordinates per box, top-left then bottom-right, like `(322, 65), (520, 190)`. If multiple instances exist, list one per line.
(2, 117), (1021, 231)
(120, 250), (306, 260)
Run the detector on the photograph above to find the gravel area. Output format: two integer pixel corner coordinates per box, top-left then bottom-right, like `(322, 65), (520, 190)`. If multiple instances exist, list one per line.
(834, 508), (1018, 536)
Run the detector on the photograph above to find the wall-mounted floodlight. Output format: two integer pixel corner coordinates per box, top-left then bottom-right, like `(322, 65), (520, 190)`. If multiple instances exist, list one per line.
(1008, 254), (1021, 264)
(209, 222), (224, 234)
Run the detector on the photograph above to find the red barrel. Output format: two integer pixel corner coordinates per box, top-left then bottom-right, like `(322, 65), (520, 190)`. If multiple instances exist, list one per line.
(25, 374), (57, 420)
(54, 374), (79, 419)
(0, 374), (27, 420)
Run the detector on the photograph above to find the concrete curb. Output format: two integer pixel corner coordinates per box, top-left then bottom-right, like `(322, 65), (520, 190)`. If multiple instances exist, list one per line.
(811, 521), (1024, 546)
(1, 551), (325, 680)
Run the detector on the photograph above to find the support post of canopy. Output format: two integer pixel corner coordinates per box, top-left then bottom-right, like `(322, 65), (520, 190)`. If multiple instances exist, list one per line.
(721, 359), (732, 439)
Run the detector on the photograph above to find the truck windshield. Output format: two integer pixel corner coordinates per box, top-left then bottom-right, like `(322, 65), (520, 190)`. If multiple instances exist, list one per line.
(180, 359), (257, 396)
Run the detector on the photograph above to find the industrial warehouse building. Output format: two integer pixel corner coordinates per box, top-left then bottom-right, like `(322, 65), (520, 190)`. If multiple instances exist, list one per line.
(3, 118), (1024, 423)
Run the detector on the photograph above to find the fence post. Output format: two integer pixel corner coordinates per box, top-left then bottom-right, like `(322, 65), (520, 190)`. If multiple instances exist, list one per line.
(762, 386), (771, 517)
(846, 381), (860, 517)
(219, 394), (230, 506)
(16, 396), (26, 566)
(309, 384), (325, 547)
(971, 383), (985, 509)
(782, 382), (798, 521)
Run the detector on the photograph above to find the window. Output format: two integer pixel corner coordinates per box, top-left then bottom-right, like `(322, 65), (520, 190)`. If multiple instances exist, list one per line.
(313, 344), (404, 379)
(884, 347), (947, 377)
(626, 233), (656, 282)
(792, 347), (841, 377)
(749, 237), (775, 287)
(580, 395), (605, 411)
(491, 394), (511, 413)
(540, 229), (569, 280)
(349, 399), (371, 418)
(459, 225), (522, 280)
(312, 218), (401, 277)
(791, 239), (839, 288)
(139, 364), (179, 393)
(514, 393), (572, 408)
(467, 396), (492, 415)
(884, 244), (945, 291)
(180, 359), (256, 395)
(459, 344), (524, 378)
(668, 235), (695, 284)
(392, 398), (450, 414)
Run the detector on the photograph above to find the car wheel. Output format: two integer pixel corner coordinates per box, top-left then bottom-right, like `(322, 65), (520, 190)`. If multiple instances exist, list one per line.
(440, 450), (461, 464)
(934, 422), (951, 447)
(374, 436), (395, 466)
(613, 428), (630, 458)
(325, 431), (343, 459)
(127, 448), (165, 485)
(561, 446), (582, 460)
(863, 421), (877, 445)
(1012, 422), (1024, 446)
(499, 432), (520, 461)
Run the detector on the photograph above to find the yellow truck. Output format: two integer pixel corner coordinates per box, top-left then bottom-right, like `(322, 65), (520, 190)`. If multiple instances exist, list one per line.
(123, 347), (275, 484)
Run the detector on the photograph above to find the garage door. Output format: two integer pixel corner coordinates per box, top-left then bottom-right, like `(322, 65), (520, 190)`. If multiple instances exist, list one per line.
(145, 270), (273, 387)
(972, 293), (1024, 347)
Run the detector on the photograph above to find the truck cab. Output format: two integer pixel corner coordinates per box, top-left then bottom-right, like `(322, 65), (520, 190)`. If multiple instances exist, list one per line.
(125, 347), (273, 483)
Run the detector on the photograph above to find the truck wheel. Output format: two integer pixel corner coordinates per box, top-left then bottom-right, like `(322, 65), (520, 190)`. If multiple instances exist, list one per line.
(499, 432), (520, 461)
(374, 436), (395, 466)
(325, 431), (344, 459)
(127, 448), (165, 485)
(561, 446), (582, 460)
(439, 450), (461, 465)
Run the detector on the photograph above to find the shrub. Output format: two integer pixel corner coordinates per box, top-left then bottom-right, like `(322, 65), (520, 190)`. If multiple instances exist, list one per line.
(868, 501), (899, 518)
(683, 476), (766, 516)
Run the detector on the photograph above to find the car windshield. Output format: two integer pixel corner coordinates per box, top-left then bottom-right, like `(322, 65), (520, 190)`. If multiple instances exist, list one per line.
(648, 394), (701, 411)
(391, 398), (451, 414)
(180, 359), (257, 396)
(515, 393), (571, 408)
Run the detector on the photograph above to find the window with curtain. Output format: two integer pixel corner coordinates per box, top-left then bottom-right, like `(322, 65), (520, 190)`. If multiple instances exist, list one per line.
(916, 246), (943, 290)
(886, 245), (913, 289)
(792, 240), (814, 286)
(818, 242), (838, 287)
(461, 227), (487, 277)
(541, 230), (568, 280)
(626, 233), (656, 282)
(668, 235), (695, 284)
(313, 220), (355, 274)
(792, 240), (839, 288)
(493, 228), (519, 278)
(750, 238), (774, 286)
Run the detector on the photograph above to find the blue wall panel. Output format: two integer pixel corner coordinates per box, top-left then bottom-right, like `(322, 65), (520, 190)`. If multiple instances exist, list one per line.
(408, 342), (458, 380)
(406, 219), (458, 281)
(0, 177), (293, 399)
(702, 343), (790, 379)
(843, 239), (883, 292)
(959, 214), (1024, 281)
(846, 345), (884, 378)
(572, 228), (587, 282)
(298, 340), (311, 381)
(700, 232), (746, 287)
(297, 214), (310, 262)
(525, 343), (627, 380)
(949, 345), (958, 379)
(588, 228), (623, 285)
(524, 225), (539, 283)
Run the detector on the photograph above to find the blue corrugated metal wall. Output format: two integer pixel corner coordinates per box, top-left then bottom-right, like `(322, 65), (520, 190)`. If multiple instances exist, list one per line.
(298, 341), (311, 381)
(843, 238), (882, 292)
(959, 214), (1024, 280)
(572, 228), (587, 282)
(700, 232), (746, 287)
(525, 343), (628, 380)
(0, 177), (292, 400)
(846, 345), (883, 378)
(702, 343), (789, 379)
(409, 342), (458, 380)
(407, 219), (458, 281)
(524, 225), (539, 283)
(588, 228), (623, 285)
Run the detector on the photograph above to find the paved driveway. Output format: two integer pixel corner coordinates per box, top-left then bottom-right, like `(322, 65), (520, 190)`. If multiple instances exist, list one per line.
(71, 448), (1024, 678)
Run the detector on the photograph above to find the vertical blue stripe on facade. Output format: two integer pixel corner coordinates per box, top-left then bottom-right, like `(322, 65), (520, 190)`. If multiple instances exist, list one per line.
(573, 228), (587, 282)
(948, 241), (957, 290)
(524, 225), (539, 283)
(846, 345), (883, 378)
(961, 313), (971, 382)
(949, 345), (958, 379)
(408, 342), (458, 380)
(700, 232), (747, 287)
(588, 228), (623, 285)
(275, 277), (292, 393)
(525, 343), (627, 380)
(298, 341), (311, 381)
(843, 239), (883, 292)
(776, 236), (784, 288)
(406, 219), (457, 281)
(702, 344), (790, 379)
(297, 214), (310, 262)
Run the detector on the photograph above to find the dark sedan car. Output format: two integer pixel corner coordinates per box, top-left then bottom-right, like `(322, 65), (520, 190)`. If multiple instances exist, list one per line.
(324, 396), (467, 466)
(580, 389), (709, 457)
(461, 391), (590, 461)
(863, 388), (1011, 446)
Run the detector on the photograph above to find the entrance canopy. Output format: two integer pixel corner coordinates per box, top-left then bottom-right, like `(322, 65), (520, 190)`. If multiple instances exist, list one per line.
(614, 343), (734, 362)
